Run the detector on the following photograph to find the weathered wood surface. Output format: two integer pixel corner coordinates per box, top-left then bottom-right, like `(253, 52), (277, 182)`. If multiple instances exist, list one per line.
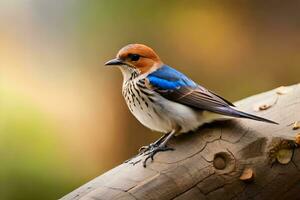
(61, 84), (300, 200)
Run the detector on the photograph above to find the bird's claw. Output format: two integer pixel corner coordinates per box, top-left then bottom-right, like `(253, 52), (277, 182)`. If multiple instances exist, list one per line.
(124, 143), (164, 165)
(138, 143), (158, 154)
(143, 145), (174, 168)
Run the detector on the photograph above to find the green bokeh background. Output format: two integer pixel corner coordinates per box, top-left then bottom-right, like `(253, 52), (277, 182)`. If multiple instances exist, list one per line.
(1, 1), (299, 199)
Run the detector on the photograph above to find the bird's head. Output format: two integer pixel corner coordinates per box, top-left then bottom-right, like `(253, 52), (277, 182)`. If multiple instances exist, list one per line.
(105, 44), (163, 78)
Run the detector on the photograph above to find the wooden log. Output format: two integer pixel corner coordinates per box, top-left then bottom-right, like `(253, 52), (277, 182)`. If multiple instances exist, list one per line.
(61, 84), (300, 200)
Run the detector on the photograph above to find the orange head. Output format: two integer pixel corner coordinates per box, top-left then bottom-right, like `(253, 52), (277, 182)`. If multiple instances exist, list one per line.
(105, 44), (163, 74)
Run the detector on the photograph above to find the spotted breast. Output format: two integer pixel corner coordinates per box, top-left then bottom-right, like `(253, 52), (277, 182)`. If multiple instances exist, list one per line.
(121, 74), (205, 134)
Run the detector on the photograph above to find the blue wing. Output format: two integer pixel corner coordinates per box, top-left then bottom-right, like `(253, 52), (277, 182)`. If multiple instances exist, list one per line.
(146, 65), (278, 124)
(147, 65), (234, 110)
(147, 65), (197, 90)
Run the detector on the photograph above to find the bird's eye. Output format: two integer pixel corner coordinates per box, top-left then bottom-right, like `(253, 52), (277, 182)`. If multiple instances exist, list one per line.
(129, 54), (140, 61)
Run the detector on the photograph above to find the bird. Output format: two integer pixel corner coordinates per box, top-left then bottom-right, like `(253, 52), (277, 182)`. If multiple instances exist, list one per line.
(105, 44), (277, 167)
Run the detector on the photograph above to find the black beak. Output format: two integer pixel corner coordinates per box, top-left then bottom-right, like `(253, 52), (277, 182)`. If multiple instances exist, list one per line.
(105, 58), (124, 66)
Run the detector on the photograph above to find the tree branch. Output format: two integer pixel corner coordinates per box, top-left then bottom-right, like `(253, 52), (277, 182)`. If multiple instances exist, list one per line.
(61, 84), (300, 200)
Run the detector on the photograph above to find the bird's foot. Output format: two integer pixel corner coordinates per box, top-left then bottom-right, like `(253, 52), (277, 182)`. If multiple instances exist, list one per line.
(143, 145), (174, 168)
(124, 143), (160, 164)
(124, 143), (162, 165)
(138, 143), (159, 154)
(139, 133), (171, 154)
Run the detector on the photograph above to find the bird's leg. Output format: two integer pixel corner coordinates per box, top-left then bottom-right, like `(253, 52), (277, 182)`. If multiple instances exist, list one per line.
(138, 132), (170, 154)
(143, 130), (176, 168)
(124, 133), (171, 164)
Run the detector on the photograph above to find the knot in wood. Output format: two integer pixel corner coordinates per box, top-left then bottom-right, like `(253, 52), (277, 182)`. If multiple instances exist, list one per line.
(213, 154), (226, 170)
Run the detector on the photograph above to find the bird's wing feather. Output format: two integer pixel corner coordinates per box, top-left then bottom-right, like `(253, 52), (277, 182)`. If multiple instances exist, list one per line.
(147, 65), (235, 114)
(146, 65), (278, 124)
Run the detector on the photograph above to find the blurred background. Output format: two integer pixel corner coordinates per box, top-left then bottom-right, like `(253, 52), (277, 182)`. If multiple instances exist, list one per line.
(1, 1), (300, 199)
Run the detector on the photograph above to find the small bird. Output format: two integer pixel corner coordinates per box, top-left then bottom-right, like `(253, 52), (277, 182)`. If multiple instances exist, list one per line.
(105, 44), (277, 167)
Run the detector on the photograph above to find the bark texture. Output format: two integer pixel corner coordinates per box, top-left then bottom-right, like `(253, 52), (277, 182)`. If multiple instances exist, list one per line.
(61, 84), (300, 200)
